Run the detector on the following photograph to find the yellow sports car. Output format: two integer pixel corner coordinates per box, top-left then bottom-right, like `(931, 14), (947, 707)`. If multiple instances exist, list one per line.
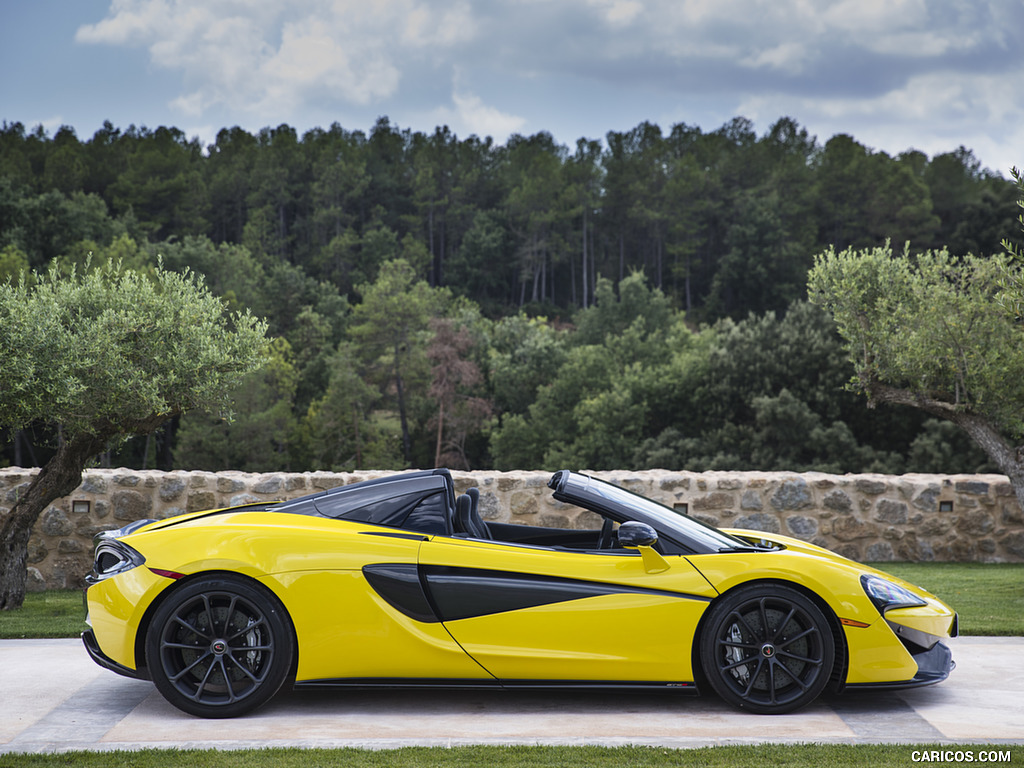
(83, 469), (957, 718)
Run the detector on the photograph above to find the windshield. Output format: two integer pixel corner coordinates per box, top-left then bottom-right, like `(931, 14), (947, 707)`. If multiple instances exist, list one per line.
(559, 472), (751, 554)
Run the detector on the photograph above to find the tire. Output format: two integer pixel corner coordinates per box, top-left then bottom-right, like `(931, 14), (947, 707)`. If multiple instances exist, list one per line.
(699, 583), (835, 714)
(145, 575), (294, 718)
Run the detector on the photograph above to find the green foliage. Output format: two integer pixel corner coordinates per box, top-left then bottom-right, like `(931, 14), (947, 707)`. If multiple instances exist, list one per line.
(808, 244), (1024, 438)
(487, 314), (569, 417)
(302, 343), (405, 471)
(174, 338), (299, 471)
(2, 118), (1018, 473)
(0, 260), (268, 441)
(349, 258), (450, 464)
(0, 243), (29, 282)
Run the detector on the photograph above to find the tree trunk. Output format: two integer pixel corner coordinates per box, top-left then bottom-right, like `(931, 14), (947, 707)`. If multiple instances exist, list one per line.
(394, 344), (412, 466)
(434, 400), (445, 468)
(867, 381), (1024, 514)
(352, 405), (363, 470)
(581, 208), (589, 308)
(0, 433), (106, 610)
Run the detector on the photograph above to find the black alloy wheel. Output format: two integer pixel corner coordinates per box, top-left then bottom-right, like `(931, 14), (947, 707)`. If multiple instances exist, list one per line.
(146, 575), (294, 718)
(699, 583), (835, 714)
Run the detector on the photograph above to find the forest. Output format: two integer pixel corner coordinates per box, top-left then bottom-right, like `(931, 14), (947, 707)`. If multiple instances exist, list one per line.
(0, 115), (1020, 475)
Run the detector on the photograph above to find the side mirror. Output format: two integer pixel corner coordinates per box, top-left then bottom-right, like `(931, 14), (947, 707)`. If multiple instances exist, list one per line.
(617, 521), (658, 548)
(617, 522), (669, 573)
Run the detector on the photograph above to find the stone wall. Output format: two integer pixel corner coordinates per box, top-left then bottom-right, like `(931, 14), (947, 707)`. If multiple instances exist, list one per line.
(3, 467), (1022, 591)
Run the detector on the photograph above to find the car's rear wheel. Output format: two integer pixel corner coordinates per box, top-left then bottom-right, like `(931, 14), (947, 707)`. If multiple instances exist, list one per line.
(146, 575), (294, 718)
(699, 583), (834, 714)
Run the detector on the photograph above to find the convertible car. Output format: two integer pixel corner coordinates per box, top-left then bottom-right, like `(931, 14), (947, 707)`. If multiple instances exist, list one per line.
(83, 469), (957, 718)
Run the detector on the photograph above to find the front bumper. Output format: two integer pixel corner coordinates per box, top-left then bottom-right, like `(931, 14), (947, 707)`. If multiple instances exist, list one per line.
(81, 629), (149, 681)
(845, 640), (954, 690)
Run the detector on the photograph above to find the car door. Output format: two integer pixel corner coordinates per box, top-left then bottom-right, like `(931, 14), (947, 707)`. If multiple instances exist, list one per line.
(417, 534), (718, 685)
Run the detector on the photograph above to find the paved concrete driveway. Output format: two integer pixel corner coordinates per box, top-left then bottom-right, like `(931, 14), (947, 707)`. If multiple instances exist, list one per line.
(2, 636), (1023, 754)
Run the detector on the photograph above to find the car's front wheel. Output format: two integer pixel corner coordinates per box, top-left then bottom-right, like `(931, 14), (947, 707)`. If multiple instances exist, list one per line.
(699, 583), (835, 714)
(146, 575), (294, 718)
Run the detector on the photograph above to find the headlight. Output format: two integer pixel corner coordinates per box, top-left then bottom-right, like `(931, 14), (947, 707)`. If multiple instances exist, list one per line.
(861, 574), (927, 613)
(86, 539), (145, 585)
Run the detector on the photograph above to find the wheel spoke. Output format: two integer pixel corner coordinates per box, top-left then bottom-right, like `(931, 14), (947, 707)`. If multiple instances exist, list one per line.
(201, 595), (217, 638)
(217, 657), (240, 703)
(773, 606), (797, 642)
(226, 616), (266, 643)
(777, 625), (817, 648)
(223, 595), (239, 635)
(718, 639), (759, 650)
(171, 613), (209, 639)
(777, 649), (822, 666)
(162, 640), (206, 651)
(225, 652), (262, 684)
(721, 654), (759, 672)
(168, 649), (211, 683)
(728, 610), (761, 642)
(774, 659), (810, 691)
(190, 655), (219, 702)
(740, 658), (765, 698)
(758, 598), (771, 642)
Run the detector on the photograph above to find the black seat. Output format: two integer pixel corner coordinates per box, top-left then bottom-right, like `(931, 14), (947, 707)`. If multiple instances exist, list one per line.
(455, 488), (490, 539)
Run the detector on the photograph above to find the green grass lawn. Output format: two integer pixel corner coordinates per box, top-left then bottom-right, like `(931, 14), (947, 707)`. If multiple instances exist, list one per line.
(0, 588), (88, 639)
(1, 745), (1019, 768)
(1, 563), (1021, 640)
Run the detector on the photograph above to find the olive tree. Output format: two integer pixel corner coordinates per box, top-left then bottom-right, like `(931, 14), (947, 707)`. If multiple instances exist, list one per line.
(808, 243), (1024, 510)
(0, 261), (267, 609)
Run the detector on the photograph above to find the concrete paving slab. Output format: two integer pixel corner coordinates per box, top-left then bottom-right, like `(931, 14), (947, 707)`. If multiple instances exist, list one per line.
(1, 636), (1022, 753)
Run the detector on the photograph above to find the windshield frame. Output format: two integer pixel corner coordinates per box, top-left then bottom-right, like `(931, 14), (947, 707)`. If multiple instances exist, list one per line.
(549, 470), (752, 555)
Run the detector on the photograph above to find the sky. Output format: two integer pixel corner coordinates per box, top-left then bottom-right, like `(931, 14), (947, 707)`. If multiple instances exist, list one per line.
(2, 0), (1023, 175)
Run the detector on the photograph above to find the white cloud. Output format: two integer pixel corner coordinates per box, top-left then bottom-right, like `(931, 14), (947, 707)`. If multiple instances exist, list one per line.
(452, 91), (526, 140)
(586, 0), (644, 26)
(76, 0), (476, 121)
(66, 0), (1020, 173)
(736, 65), (1024, 173)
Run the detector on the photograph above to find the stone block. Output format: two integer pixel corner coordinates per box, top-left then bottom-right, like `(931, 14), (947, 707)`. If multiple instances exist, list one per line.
(855, 478), (887, 495)
(113, 490), (152, 521)
(160, 477), (188, 501)
(217, 476), (246, 494)
(187, 491), (217, 513)
(693, 492), (734, 510)
(875, 499), (908, 525)
(785, 515), (818, 538)
(41, 508), (73, 536)
(770, 478), (811, 510)
(734, 512), (781, 533)
(957, 510), (994, 536)
(252, 476), (284, 495)
(740, 491), (763, 511)
(956, 480), (989, 495)
(58, 538), (84, 554)
(510, 491), (538, 516)
(865, 541), (895, 561)
(823, 489), (853, 513)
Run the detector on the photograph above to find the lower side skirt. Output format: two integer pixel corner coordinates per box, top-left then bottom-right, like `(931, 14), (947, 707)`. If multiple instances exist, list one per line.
(294, 678), (699, 694)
